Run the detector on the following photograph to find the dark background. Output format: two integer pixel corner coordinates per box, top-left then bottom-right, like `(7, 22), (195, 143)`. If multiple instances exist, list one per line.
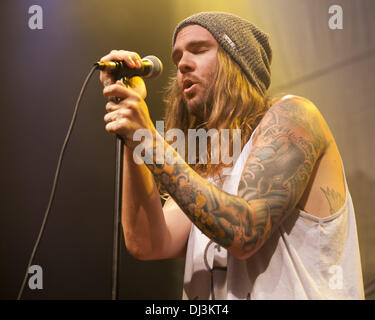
(0, 0), (374, 299)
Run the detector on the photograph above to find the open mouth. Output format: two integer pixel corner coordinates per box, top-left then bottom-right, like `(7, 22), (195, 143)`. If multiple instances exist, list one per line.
(183, 79), (197, 94)
(183, 79), (194, 89)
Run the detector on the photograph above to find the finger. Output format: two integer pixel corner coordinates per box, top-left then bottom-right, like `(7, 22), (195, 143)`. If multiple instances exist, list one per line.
(103, 82), (127, 100)
(100, 50), (141, 68)
(105, 118), (128, 135)
(105, 101), (121, 113)
(99, 50), (143, 87)
(104, 111), (115, 124)
(104, 109), (122, 124)
(100, 71), (115, 87)
(104, 110), (120, 124)
(123, 51), (142, 68)
(104, 108), (133, 124)
(100, 50), (130, 63)
(103, 82), (139, 100)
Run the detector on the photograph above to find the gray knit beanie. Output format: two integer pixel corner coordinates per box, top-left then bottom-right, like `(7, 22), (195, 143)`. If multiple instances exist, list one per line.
(172, 12), (272, 96)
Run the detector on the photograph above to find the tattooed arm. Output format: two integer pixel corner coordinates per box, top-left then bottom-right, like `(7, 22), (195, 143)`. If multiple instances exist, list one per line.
(147, 96), (328, 259)
(100, 50), (193, 261)
(101, 73), (327, 259)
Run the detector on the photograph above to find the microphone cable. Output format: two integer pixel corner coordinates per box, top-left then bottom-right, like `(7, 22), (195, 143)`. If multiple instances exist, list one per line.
(17, 65), (97, 300)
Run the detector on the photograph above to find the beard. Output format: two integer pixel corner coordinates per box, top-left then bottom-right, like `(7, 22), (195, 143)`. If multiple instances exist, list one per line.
(182, 83), (215, 122)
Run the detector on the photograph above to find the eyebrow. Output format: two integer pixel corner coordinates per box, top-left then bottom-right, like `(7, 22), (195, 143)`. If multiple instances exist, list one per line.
(172, 40), (212, 62)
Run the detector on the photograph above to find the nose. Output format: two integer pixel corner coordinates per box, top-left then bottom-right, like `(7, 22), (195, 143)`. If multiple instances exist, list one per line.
(178, 52), (195, 74)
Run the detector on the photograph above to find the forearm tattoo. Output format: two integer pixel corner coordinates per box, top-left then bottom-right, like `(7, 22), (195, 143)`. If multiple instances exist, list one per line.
(146, 101), (325, 256)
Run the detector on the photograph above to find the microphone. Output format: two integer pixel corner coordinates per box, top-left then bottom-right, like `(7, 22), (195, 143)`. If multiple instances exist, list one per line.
(95, 55), (163, 80)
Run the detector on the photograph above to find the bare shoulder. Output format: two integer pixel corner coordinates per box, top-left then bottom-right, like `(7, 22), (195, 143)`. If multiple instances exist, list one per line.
(269, 94), (325, 129)
(274, 94), (316, 107)
(252, 94), (345, 218)
(238, 94), (332, 216)
(255, 94), (329, 154)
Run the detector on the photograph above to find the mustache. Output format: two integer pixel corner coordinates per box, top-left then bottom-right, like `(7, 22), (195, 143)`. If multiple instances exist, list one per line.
(182, 75), (201, 86)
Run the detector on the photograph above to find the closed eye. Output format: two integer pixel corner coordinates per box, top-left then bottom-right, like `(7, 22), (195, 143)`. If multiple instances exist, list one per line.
(195, 49), (208, 54)
(172, 40), (213, 65)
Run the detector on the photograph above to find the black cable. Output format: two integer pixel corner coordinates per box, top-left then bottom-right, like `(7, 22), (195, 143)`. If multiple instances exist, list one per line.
(17, 65), (98, 300)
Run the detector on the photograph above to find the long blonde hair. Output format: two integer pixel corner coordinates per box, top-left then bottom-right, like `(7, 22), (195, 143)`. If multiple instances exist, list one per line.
(162, 47), (273, 178)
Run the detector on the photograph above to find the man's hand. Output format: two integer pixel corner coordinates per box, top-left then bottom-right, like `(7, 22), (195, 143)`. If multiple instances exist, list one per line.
(99, 49), (146, 99)
(99, 50), (154, 147)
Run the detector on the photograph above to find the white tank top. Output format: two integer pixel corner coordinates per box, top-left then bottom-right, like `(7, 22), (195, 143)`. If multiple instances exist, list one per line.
(182, 130), (364, 300)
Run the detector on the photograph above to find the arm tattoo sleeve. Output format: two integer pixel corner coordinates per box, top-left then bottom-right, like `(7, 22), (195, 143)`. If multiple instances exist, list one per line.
(146, 99), (325, 258)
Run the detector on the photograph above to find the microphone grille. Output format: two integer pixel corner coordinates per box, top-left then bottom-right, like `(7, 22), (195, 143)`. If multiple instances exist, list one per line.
(143, 55), (163, 79)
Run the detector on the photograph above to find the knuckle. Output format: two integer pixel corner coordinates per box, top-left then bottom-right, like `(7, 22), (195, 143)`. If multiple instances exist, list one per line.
(102, 87), (110, 97)
(106, 123), (115, 133)
(120, 108), (131, 118)
(105, 103), (112, 112)
(132, 53), (141, 61)
(104, 113), (112, 122)
(103, 85), (116, 96)
(101, 75), (112, 85)
(120, 50), (133, 56)
(119, 118), (127, 127)
(124, 100), (135, 109)
(100, 54), (109, 62)
(133, 93), (141, 102)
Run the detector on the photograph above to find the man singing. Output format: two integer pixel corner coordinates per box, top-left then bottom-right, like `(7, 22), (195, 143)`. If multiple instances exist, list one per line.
(99, 12), (364, 299)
